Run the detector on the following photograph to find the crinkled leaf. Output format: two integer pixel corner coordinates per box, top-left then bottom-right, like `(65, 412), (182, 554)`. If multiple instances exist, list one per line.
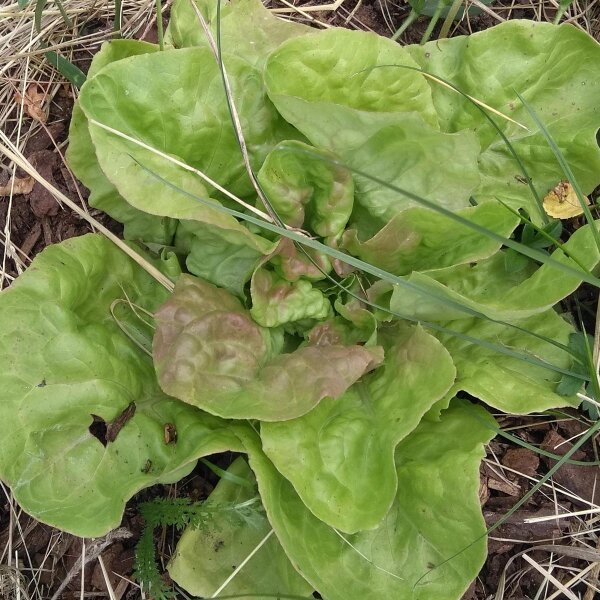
(165, 0), (310, 67)
(342, 203), (519, 275)
(269, 238), (332, 283)
(250, 268), (332, 328)
(175, 220), (264, 298)
(153, 275), (383, 421)
(169, 457), (313, 598)
(437, 310), (580, 414)
(66, 40), (176, 244)
(78, 47), (294, 256)
(261, 324), (456, 533)
(333, 283), (378, 345)
(0, 235), (242, 537)
(258, 141), (354, 240)
(390, 222), (600, 321)
(266, 28), (438, 126)
(240, 401), (495, 600)
(408, 21), (600, 221)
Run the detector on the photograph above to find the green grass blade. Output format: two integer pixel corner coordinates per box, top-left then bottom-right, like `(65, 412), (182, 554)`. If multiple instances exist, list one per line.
(391, 9), (419, 41)
(495, 198), (594, 278)
(199, 458), (254, 489)
(34, 0), (48, 33)
(155, 0), (164, 50)
(45, 51), (86, 88)
(114, 0), (122, 36)
(438, 0), (463, 39)
(54, 0), (72, 27)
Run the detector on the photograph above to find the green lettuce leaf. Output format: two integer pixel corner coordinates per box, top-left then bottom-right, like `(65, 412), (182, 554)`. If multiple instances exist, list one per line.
(250, 268), (333, 328)
(175, 220), (264, 298)
(258, 141), (354, 241)
(66, 40), (176, 244)
(264, 29), (482, 230)
(239, 401), (495, 600)
(269, 238), (332, 283)
(437, 309), (580, 414)
(260, 324), (456, 533)
(390, 222), (600, 321)
(266, 28), (439, 126)
(153, 275), (383, 421)
(165, 0), (311, 67)
(78, 46), (291, 277)
(0, 234), (242, 537)
(169, 457), (313, 598)
(408, 21), (600, 220)
(342, 203), (519, 275)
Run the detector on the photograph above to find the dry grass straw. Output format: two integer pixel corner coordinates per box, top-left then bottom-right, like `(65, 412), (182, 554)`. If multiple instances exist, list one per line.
(485, 427), (600, 600)
(0, 0), (159, 289)
(271, 0), (599, 38)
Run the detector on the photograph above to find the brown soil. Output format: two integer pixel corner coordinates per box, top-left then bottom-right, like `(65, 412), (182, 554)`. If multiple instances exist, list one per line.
(1, 2), (599, 599)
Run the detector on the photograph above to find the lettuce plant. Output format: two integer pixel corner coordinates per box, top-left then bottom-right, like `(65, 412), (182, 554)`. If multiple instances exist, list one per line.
(1, 0), (599, 598)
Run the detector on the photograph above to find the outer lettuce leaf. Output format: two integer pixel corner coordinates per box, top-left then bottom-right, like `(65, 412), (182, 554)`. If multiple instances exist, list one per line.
(66, 40), (176, 244)
(165, 0), (310, 67)
(408, 21), (600, 220)
(239, 401), (495, 600)
(250, 268), (333, 328)
(153, 275), (383, 421)
(341, 117), (480, 229)
(169, 457), (313, 598)
(266, 28), (438, 126)
(258, 141), (354, 241)
(0, 234), (243, 537)
(260, 324), (456, 533)
(265, 29), (481, 229)
(77, 47), (296, 260)
(390, 222), (600, 321)
(437, 309), (580, 414)
(342, 203), (519, 275)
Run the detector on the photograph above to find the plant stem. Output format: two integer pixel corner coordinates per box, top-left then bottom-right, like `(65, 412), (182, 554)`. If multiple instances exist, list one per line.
(156, 0), (164, 50)
(391, 9), (418, 41)
(438, 0), (463, 39)
(554, 0), (573, 23)
(420, 2), (444, 44)
(113, 0), (122, 37)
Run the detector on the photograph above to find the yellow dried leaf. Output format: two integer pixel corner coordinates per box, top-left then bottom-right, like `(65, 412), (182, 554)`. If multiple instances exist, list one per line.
(543, 181), (590, 219)
(0, 175), (35, 196)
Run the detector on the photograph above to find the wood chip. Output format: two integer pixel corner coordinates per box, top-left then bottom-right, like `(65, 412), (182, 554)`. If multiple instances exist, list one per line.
(488, 477), (521, 496)
(502, 447), (540, 477)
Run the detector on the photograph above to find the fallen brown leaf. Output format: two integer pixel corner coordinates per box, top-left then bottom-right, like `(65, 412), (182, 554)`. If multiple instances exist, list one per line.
(15, 83), (47, 123)
(0, 175), (35, 196)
